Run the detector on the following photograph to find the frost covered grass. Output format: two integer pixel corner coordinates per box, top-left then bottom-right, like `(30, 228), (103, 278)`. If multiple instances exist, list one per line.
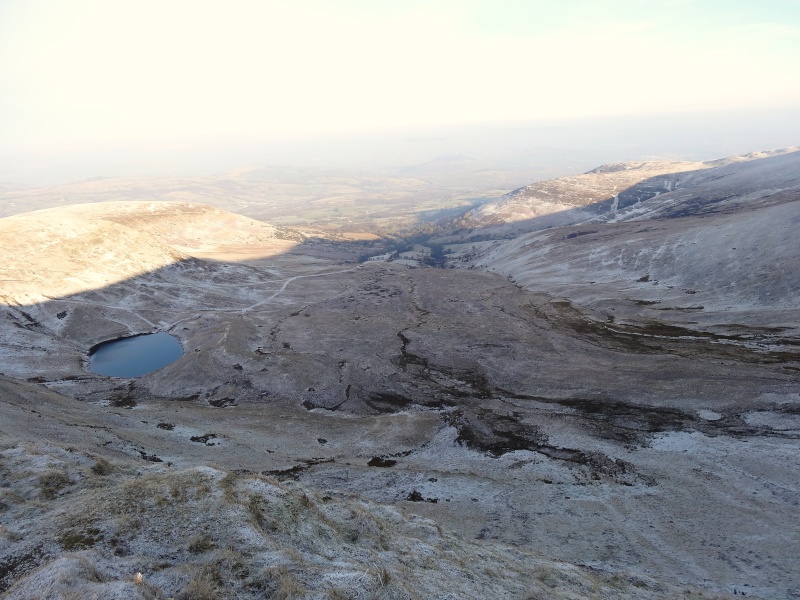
(0, 435), (732, 599)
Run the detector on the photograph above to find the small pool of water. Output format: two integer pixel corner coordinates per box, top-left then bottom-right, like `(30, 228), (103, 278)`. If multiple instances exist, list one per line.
(89, 332), (183, 377)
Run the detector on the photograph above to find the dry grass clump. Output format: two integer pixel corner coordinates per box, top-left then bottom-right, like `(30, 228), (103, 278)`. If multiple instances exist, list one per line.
(36, 470), (74, 500)
(187, 534), (217, 554)
(176, 564), (223, 600)
(59, 527), (102, 551)
(276, 568), (308, 599)
(0, 524), (23, 542)
(243, 564), (309, 598)
(90, 457), (113, 476)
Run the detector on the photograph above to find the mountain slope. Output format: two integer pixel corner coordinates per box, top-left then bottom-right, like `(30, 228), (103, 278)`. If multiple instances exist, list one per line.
(465, 159), (706, 227)
(0, 202), (294, 303)
(457, 147), (799, 239)
(0, 386), (717, 600)
(601, 147), (800, 222)
(0, 209), (186, 304)
(472, 148), (800, 349)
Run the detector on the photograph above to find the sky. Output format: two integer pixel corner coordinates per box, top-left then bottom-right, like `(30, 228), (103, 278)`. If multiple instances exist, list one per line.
(1, 0), (800, 152)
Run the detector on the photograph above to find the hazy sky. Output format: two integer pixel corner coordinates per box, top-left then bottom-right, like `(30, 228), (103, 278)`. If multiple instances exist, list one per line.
(1, 0), (799, 150)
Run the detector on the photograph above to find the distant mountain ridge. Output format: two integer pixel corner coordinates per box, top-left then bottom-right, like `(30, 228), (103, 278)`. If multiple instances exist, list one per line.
(456, 146), (800, 239)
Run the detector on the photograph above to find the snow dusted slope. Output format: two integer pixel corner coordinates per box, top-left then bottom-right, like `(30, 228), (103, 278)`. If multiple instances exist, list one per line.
(2, 174), (799, 598)
(0, 405), (716, 600)
(0, 202), (302, 384)
(459, 147), (798, 239)
(475, 148), (800, 339)
(603, 147), (800, 222)
(465, 160), (705, 229)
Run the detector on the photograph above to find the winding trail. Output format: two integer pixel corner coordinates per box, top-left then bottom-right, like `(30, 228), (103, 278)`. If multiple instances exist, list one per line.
(29, 267), (357, 337)
(236, 268), (354, 312)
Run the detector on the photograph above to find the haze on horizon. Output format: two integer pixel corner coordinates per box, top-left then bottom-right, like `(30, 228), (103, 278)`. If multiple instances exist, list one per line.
(1, 0), (799, 183)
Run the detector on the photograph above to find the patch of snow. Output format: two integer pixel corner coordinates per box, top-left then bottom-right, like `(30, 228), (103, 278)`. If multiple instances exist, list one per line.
(697, 410), (722, 421)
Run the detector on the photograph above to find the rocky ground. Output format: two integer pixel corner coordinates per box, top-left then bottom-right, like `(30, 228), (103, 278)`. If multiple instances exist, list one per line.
(1, 424), (727, 600)
(1, 153), (799, 599)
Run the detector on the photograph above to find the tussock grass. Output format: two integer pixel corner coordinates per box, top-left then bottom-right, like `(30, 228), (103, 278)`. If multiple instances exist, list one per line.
(187, 534), (217, 554)
(275, 567), (307, 599)
(90, 457), (113, 476)
(59, 527), (102, 551)
(0, 525), (22, 542)
(176, 564), (223, 600)
(36, 470), (73, 500)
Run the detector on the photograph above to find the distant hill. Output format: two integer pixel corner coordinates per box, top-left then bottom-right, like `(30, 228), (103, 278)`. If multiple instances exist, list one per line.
(454, 147), (799, 239)
(0, 202), (293, 304)
(468, 147), (800, 339)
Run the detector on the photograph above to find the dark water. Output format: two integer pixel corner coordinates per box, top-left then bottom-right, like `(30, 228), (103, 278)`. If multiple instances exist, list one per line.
(89, 332), (183, 377)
